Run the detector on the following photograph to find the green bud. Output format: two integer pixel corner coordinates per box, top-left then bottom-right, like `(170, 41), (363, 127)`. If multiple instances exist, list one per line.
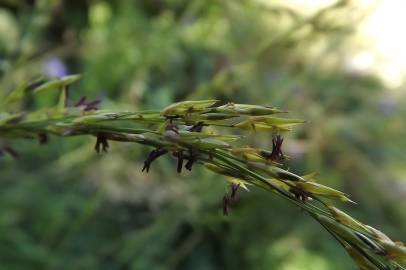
(215, 103), (285, 115)
(177, 130), (241, 142)
(164, 130), (231, 149)
(246, 162), (304, 181)
(73, 112), (122, 123)
(365, 225), (393, 242)
(161, 100), (218, 116)
(318, 216), (383, 253)
(195, 113), (238, 121)
(234, 116), (305, 131)
(294, 181), (354, 203)
(204, 163), (247, 180)
(231, 147), (263, 162)
(234, 120), (292, 132)
(328, 207), (369, 233)
(344, 244), (380, 270)
(116, 111), (163, 122)
(188, 138), (231, 149)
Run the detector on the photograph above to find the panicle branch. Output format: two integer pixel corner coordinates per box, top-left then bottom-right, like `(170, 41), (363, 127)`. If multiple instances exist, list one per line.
(0, 76), (404, 270)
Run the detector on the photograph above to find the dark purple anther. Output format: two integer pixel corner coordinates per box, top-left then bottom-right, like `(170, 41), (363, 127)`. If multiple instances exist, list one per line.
(142, 149), (168, 173)
(43, 58), (68, 78)
(185, 158), (195, 171)
(223, 195), (231, 216)
(188, 122), (205, 132)
(289, 187), (309, 202)
(83, 99), (101, 111)
(270, 135), (284, 161)
(94, 133), (109, 153)
(230, 183), (240, 200)
(2, 146), (20, 159)
(75, 96), (101, 111)
(38, 133), (48, 144)
(185, 149), (198, 171)
(176, 152), (184, 173)
(75, 96), (87, 107)
(165, 120), (179, 134)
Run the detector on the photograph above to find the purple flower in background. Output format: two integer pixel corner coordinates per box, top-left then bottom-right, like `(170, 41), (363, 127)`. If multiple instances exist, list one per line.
(43, 58), (68, 78)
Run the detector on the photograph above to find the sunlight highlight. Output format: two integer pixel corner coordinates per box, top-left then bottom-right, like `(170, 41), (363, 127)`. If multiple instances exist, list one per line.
(351, 0), (406, 88)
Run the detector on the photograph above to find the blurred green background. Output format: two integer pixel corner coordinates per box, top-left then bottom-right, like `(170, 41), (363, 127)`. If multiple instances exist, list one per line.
(0, 0), (405, 269)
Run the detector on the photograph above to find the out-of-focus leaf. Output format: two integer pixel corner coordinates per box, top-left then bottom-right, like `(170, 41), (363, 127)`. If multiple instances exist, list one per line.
(2, 75), (81, 106)
(32, 75), (81, 95)
(1, 83), (26, 106)
(57, 86), (68, 110)
(0, 112), (25, 125)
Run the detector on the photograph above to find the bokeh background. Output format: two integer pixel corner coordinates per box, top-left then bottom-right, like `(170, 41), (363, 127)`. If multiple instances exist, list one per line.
(0, 0), (405, 269)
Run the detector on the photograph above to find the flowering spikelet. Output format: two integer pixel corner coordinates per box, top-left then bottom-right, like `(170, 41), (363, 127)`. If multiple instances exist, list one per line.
(289, 186), (310, 202)
(1, 94), (402, 270)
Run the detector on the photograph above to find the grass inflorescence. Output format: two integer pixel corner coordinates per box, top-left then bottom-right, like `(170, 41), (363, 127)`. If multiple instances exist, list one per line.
(0, 76), (405, 270)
